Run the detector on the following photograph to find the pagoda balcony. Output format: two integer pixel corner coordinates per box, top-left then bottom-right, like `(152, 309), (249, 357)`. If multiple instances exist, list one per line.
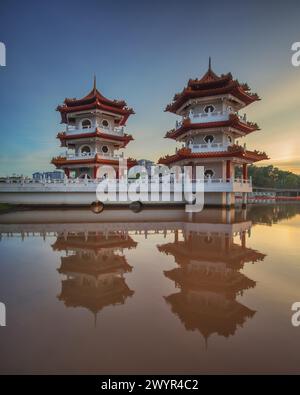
(188, 142), (230, 153)
(175, 111), (248, 129)
(66, 125), (125, 136)
(63, 152), (123, 161)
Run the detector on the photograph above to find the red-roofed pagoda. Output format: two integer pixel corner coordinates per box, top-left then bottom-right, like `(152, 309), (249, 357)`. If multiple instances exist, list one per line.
(52, 77), (137, 179)
(158, 221), (266, 341)
(158, 59), (269, 207)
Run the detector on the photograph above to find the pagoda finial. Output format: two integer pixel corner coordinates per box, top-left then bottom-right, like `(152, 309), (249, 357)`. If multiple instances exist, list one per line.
(93, 74), (97, 93)
(208, 57), (212, 71)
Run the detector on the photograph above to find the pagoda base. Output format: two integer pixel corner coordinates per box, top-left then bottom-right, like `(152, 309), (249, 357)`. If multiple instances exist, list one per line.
(202, 192), (237, 208)
(0, 190), (243, 208)
(0, 181), (249, 208)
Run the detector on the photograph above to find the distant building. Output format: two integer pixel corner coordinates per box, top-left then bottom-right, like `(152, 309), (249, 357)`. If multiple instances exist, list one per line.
(32, 171), (64, 181)
(0, 174), (30, 183)
(137, 159), (155, 176)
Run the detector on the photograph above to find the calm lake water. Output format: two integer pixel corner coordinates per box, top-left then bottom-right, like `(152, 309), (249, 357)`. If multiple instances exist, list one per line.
(0, 204), (300, 374)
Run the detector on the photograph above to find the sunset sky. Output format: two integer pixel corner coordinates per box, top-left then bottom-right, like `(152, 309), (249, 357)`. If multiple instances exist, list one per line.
(0, 0), (300, 176)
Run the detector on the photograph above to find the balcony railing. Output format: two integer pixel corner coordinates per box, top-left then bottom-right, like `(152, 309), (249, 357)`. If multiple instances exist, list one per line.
(188, 142), (229, 153)
(63, 152), (123, 160)
(0, 176), (252, 195)
(66, 125), (125, 136)
(175, 111), (248, 129)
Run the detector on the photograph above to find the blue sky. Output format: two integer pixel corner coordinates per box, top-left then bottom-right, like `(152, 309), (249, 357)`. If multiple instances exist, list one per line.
(1, 0), (300, 175)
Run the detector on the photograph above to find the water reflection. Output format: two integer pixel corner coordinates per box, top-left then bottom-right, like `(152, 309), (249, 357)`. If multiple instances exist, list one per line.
(19, 207), (268, 338)
(53, 232), (136, 322)
(158, 226), (265, 340)
(1, 205), (300, 373)
(248, 203), (300, 225)
(0, 207), (286, 329)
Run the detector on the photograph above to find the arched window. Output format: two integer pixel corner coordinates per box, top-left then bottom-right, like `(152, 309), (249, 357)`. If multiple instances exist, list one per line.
(204, 169), (214, 178)
(82, 119), (91, 129)
(204, 135), (215, 144)
(102, 119), (109, 127)
(101, 145), (109, 153)
(227, 135), (232, 143)
(204, 105), (215, 114)
(81, 146), (91, 155)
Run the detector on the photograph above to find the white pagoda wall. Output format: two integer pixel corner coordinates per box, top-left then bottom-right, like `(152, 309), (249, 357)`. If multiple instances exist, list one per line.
(189, 133), (225, 144)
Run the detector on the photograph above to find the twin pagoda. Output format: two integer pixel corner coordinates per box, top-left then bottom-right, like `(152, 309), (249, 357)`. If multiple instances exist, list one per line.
(52, 62), (268, 207)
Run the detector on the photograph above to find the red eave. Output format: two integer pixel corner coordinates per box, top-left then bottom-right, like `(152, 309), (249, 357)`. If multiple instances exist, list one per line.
(58, 101), (134, 116)
(165, 85), (259, 113)
(52, 155), (137, 167)
(158, 146), (268, 165)
(64, 88), (126, 109)
(165, 66), (260, 114)
(57, 128), (134, 148)
(165, 115), (259, 140)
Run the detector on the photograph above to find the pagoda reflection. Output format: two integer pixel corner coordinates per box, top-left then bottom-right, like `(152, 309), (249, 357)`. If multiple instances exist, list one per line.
(158, 221), (266, 340)
(52, 231), (136, 321)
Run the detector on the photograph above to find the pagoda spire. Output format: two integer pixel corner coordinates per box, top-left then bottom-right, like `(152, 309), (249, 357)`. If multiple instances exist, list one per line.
(208, 56), (212, 71)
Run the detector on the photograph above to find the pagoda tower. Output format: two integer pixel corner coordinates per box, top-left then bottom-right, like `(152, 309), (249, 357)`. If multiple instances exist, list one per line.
(158, 221), (266, 340)
(53, 231), (136, 323)
(52, 77), (137, 179)
(158, 60), (268, 207)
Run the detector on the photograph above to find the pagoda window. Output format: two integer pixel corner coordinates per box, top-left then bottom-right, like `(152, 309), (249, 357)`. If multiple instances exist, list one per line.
(204, 135), (215, 144)
(204, 105), (215, 114)
(101, 145), (109, 154)
(204, 169), (214, 178)
(102, 119), (109, 128)
(82, 119), (91, 129)
(81, 146), (91, 155)
(227, 135), (232, 143)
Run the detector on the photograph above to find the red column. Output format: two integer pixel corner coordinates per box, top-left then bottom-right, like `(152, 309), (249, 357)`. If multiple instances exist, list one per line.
(64, 168), (70, 178)
(188, 162), (195, 180)
(174, 230), (178, 244)
(225, 235), (230, 253)
(226, 160), (231, 181)
(115, 167), (119, 179)
(93, 166), (98, 179)
(241, 231), (246, 249)
(242, 163), (248, 180)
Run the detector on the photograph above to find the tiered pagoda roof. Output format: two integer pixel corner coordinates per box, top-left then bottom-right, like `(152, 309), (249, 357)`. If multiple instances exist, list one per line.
(158, 241), (266, 270)
(57, 128), (134, 148)
(165, 59), (260, 114)
(158, 145), (269, 165)
(165, 114), (259, 140)
(164, 267), (256, 298)
(58, 277), (134, 315)
(52, 233), (138, 253)
(164, 291), (255, 339)
(51, 154), (137, 167)
(57, 78), (134, 125)
(58, 255), (133, 278)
